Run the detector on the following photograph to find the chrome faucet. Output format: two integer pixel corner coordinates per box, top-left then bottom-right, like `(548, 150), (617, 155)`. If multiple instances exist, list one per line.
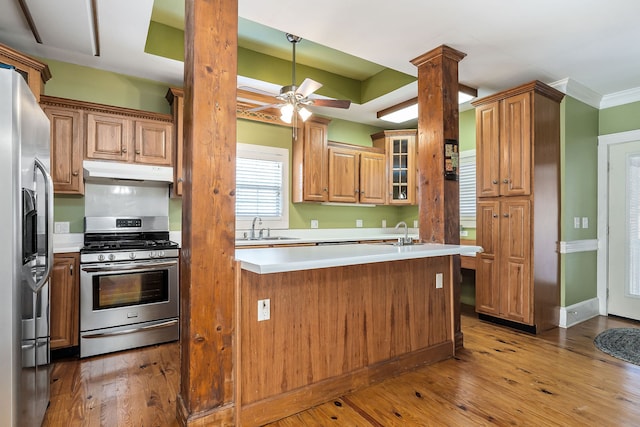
(250, 217), (262, 240)
(394, 221), (412, 246)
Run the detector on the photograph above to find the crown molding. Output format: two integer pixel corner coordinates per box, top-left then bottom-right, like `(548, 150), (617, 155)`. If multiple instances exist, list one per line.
(549, 78), (602, 109)
(600, 86), (640, 109)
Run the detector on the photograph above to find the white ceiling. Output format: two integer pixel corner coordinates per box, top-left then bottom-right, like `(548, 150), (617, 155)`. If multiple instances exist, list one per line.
(1, 0), (640, 126)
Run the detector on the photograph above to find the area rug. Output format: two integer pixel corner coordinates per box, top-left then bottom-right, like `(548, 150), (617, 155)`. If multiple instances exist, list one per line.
(594, 328), (640, 366)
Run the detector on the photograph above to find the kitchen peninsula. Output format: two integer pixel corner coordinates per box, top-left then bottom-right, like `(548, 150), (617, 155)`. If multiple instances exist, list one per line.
(234, 243), (481, 426)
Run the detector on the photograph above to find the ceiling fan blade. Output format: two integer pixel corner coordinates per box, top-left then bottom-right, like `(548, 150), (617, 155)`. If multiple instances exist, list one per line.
(311, 99), (351, 109)
(247, 103), (280, 112)
(296, 78), (323, 98)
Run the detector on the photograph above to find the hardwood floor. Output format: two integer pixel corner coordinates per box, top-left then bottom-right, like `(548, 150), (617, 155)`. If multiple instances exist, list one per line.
(43, 308), (640, 426)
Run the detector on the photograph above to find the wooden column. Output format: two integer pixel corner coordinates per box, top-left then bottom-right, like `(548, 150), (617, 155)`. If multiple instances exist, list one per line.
(178, 1), (237, 425)
(410, 45), (466, 349)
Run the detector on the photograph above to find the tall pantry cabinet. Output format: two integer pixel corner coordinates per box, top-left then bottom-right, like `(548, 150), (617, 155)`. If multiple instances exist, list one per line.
(472, 81), (564, 333)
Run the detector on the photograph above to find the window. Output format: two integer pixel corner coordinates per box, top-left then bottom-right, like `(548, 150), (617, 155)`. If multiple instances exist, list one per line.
(236, 143), (289, 230)
(459, 150), (476, 228)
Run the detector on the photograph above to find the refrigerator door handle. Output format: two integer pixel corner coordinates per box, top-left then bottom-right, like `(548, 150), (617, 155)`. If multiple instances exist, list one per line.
(33, 157), (54, 292)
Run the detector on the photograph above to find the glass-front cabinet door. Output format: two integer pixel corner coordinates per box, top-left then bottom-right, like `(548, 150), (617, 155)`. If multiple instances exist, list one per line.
(371, 130), (417, 205)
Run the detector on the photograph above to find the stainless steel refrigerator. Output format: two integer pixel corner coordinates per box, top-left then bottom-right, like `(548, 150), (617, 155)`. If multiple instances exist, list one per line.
(0, 65), (53, 426)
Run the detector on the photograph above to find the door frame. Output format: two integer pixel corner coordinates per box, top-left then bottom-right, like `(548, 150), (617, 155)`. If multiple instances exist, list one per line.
(597, 129), (640, 315)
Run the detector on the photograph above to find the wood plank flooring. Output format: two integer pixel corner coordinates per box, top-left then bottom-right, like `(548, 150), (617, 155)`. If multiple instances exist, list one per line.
(43, 308), (640, 426)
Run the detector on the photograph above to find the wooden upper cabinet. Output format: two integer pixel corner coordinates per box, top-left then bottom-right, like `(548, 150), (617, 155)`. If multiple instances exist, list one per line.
(371, 130), (417, 205)
(134, 119), (173, 166)
(500, 93), (531, 196)
(85, 113), (131, 162)
(475, 103), (500, 198)
(41, 102), (84, 194)
(328, 147), (359, 203)
(166, 88), (184, 197)
(85, 113), (172, 166)
(51, 253), (79, 349)
(359, 151), (386, 204)
(0, 42), (51, 102)
(475, 89), (535, 198)
(328, 145), (385, 204)
(292, 117), (330, 203)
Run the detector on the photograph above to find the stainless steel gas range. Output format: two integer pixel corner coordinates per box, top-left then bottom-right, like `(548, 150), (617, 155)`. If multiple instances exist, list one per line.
(79, 216), (179, 358)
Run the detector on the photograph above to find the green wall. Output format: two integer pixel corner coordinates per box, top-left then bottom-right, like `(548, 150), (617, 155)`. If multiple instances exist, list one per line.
(599, 100), (640, 135)
(560, 97), (599, 306)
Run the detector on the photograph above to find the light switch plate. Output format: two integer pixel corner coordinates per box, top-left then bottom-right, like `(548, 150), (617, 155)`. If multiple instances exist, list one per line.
(381, 219), (387, 228)
(356, 219), (363, 228)
(311, 219), (319, 229)
(582, 217), (589, 229)
(574, 217), (581, 229)
(413, 220), (418, 228)
(435, 273), (443, 289)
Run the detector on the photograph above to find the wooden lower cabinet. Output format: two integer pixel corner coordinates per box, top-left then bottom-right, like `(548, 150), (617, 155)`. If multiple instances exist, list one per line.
(476, 198), (532, 325)
(50, 253), (80, 350)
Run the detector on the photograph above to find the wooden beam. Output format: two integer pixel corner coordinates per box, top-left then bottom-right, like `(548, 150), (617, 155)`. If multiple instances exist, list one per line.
(178, 1), (237, 425)
(411, 45), (466, 349)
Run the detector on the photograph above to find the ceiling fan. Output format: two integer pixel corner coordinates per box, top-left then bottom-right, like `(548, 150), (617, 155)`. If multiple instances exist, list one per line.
(243, 33), (351, 131)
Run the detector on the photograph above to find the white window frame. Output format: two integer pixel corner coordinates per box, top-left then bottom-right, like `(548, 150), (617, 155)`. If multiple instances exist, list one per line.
(459, 149), (476, 229)
(236, 143), (289, 230)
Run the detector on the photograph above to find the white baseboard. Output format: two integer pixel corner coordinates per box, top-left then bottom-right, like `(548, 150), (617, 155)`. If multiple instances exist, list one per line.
(559, 298), (600, 328)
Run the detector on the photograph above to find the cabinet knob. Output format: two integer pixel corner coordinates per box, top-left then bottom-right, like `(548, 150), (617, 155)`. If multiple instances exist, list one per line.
(492, 214), (498, 218)
(355, 189), (359, 194)
(72, 171), (79, 176)
(503, 213), (510, 218)
(323, 188), (328, 192)
(177, 177), (183, 183)
(136, 150), (141, 154)
(492, 180), (498, 184)
(360, 191), (365, 195)
(503, 178), (509, 184)
(122, 148), (127, 153)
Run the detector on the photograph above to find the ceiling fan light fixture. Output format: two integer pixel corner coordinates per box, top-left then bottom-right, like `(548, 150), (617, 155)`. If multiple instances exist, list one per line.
(298, 106), (312, 122)
(280, 103), (294, 124)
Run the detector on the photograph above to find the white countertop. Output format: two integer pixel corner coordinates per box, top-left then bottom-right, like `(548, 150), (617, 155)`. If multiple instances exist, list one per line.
(235, 243), (483, 274)
(53, 233), (84, 253)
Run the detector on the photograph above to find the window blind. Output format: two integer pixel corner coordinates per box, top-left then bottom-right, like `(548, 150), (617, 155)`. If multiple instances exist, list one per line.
(459, 152), (476, 221)
(236, 157), (283, 218)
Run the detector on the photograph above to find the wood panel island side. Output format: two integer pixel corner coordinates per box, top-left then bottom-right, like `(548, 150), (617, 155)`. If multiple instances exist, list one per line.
(235, 243), (482, 426)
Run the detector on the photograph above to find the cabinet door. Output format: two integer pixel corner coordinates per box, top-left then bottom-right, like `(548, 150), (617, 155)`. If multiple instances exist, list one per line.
(301, 119), (329, 201)
(499, 199), (532, 324)
(167, 88), (184, 196)
(359, 152), (386, 204)
(388, 135), (416, 204)
(476, 102), (500, 198)
(475, 200), (500, 316)
(328, 148), (359, 203)
(134, 119), (173, 166)
(85, 113), (131, 161)
(51, 254), (79, 349)
(44, 106), (84, 195)
(500, 93), (531, 196)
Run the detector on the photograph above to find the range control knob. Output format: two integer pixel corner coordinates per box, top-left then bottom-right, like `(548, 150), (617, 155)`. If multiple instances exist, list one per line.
(158, 250), (165, 257)
(98, 254), (105, 262)
(129, 252), (137, 260)
(149, 251), (156, 259)
(108, 254), (116, 261)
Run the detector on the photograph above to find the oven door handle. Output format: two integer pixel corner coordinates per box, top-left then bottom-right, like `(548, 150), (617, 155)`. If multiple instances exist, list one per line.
(82, 319), (179, 339)
(80, 261), (177, 273)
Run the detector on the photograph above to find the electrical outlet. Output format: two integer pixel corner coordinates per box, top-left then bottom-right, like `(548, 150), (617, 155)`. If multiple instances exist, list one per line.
(382, 219), (387, 228)
(310, 219), (319, 229)
(574, 217), (581, 229)
(435, 273), (443, 289)
(413, 220), (418, 228)
(257, 299), (270, 321)
(54, 221), (69, 234)
(460, 230), (469, 237)
(356, 219), (363, 228)
(582, 217), (589, 229)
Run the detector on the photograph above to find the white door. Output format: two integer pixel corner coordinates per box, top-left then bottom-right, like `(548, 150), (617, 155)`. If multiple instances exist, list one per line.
(608, 140), (640, 320)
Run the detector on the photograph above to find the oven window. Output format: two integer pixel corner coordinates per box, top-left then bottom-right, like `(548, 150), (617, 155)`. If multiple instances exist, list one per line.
(92, 270), (169, 310)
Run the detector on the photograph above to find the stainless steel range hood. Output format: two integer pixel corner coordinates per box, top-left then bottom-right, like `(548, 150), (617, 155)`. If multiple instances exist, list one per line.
(83, 160), (173, 182)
